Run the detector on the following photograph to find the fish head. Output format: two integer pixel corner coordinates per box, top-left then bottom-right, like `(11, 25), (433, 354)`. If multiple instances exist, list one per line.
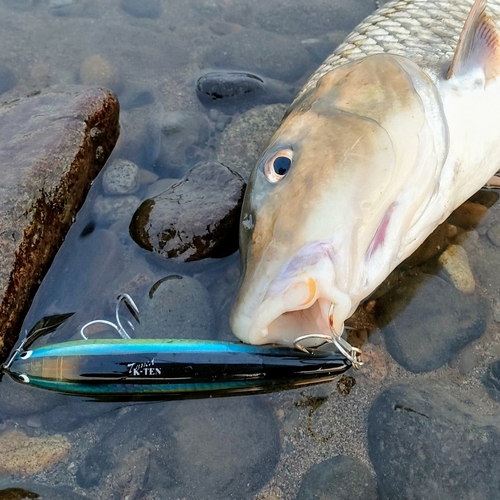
(231, 53), (448, 346)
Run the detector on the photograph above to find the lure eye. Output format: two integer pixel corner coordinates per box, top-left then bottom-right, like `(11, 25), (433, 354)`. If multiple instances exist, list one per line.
(263, 149), (293, 183)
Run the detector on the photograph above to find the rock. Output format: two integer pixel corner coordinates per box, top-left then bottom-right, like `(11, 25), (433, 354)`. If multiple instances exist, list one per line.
(376, 274), (489, 373)
(368, 380), (500, 500)
(151, 111), (212, 177)
(102, 158), (140, 195)
(202, 29), (311, 82)
(48, 0), (100, 18)
(0, 430), (70, 475)
(217, 104), (287, 179)
(483, 359), (500, 402)
(93, 195), (141, 224)
(76, 398), (279, 499)
(447, 201), (489, 230)
(196, 71), (293, 109)
(134, 275), (215, 340)
(0, 63), (17, 96)
(253, 0), (373, 36)
(120, 0), (161, 19)
(437, 244), (475, 293)
(130, 161), (245, 261)
(0, 88), (119, 361)
(79, 54), (121, 92)
(295, 455), (378, 500)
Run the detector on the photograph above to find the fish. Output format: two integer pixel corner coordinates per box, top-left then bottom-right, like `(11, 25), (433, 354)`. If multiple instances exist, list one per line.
(3, 339), (350, 400)
(230, 0), (500, 355)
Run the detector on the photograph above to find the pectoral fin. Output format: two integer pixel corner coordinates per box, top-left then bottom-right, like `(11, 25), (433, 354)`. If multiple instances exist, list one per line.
(447, 0), (500, 81)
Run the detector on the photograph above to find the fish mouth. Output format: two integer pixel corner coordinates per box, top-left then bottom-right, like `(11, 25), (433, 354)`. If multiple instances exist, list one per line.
(231, 272), (351, 347)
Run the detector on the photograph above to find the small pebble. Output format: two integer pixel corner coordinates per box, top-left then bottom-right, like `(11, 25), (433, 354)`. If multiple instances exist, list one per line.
(438, 244), (475, 293)
(79, 54), (120, 91)
(102, 158), (140, 195)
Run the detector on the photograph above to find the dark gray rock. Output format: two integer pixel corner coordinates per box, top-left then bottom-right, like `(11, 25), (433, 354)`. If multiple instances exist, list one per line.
(196, 71), (293, 109)
(134, 275), (215, 340)
(130, 161), (245, 262)
(368, 380), (500, 500)
(120, 0), (161, 19)
(202, 29), (311, 82)
(151, 111), (212, 178)
(295, 455), (378, 500)
(253, 0), (374, 36)
(483, 359), (500, 401)
(0, 63), (17, 96)
(76, 397), (280, 499)
(376, 274), (489, 373)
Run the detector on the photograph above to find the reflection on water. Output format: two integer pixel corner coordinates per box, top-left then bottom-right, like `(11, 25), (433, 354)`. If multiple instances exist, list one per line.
(2, 0), (500, 499)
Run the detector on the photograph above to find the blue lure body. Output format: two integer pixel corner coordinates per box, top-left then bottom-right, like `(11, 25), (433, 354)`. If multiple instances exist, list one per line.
(3, 338), (351, 400)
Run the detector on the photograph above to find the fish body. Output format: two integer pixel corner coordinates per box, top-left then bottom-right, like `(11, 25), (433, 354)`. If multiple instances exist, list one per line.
(231, 0), (500, 346)
(3, 339), (350, 399)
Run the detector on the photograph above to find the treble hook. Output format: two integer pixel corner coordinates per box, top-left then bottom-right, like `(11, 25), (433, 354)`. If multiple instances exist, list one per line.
(80, 294), (140, 340)
(293, 304), (363, 370)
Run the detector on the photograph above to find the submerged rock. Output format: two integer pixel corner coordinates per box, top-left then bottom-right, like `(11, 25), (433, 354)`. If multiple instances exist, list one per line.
(130, 161), (245, 261)
(102, 158), (140, 195)
(217, 104), (287, 179)
(76, 398), (279, 499)
(296, 455), (378, 500)
(0, 430), (70, 475)
(202, 29), (311, 82)
(368, 380), (500, 500)
(196, 71), (293, 109)
(0, 88), (119, 361)
(376, 274), (488, 373)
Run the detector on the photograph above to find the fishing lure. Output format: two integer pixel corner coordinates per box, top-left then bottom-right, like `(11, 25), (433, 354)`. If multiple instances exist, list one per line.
(2, 295), (352, 400)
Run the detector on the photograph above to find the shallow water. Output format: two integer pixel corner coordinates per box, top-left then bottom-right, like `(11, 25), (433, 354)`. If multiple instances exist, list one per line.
(2, 0), (500, 499)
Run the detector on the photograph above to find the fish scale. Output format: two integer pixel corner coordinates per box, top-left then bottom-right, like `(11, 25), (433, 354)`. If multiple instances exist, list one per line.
(298, 0), (500, 100)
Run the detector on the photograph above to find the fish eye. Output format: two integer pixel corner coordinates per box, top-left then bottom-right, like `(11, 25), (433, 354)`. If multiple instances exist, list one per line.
(263, 149), (293, 183)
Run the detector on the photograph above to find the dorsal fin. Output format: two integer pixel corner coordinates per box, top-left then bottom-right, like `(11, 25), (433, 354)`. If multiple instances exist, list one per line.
(447, 0), (500, 81)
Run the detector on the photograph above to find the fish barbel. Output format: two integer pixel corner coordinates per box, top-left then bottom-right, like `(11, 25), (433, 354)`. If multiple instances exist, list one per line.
(230, 0), (500, 348)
